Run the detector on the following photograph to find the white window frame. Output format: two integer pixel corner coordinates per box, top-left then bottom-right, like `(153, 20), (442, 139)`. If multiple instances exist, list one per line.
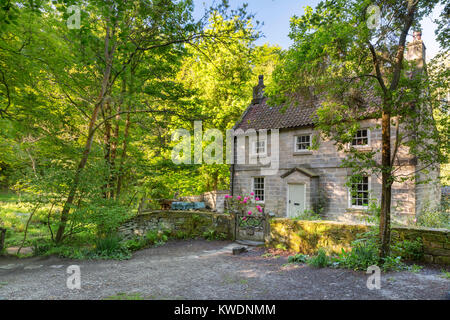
(351, 129), (371, 148)
(294, 134), (312, 153)
(348, 176), (371, 210)
(252, 177), (265, 203)
(251, 140), (267, 157)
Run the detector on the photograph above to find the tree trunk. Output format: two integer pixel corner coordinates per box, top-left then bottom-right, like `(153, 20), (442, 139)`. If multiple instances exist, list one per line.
(116, 109), (130, 199)
(55, 25), (115, 243)
(102, 101), (112, 199)
(379, 109), (392, 259)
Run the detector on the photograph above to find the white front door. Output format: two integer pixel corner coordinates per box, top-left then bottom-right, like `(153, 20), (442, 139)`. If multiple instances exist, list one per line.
(287, 184), (305, 218)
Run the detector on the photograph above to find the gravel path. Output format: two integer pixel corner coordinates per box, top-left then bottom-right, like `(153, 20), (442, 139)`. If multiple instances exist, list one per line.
(0, 240), (449, 300)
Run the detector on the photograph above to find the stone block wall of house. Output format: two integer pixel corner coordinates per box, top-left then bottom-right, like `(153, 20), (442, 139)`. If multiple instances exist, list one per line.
(232, 118), (434, 223)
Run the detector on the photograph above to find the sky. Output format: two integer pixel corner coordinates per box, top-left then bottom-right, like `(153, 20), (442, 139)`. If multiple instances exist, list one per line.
(193, 0), (444, 61)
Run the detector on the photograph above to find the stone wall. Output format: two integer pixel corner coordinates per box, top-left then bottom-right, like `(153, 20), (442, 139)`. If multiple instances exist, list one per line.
(118, 211), (234, 240)
(268, 219), (450, 265)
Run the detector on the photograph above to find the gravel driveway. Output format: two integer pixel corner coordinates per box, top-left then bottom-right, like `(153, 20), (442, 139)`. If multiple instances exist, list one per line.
(0, 240), (449, 300)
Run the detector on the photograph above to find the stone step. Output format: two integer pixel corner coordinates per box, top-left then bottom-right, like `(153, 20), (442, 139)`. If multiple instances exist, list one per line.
(235, 240), (265, 247)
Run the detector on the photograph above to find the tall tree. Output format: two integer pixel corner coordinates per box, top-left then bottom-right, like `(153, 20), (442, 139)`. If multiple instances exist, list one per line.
(267, 0), (447, 258)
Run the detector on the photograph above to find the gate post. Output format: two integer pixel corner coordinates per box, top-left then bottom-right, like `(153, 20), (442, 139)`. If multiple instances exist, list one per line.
(230, 211), (237, 241)
(263, 212), (271, 246)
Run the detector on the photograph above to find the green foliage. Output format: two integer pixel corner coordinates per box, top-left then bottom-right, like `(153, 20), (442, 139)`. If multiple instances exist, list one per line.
(307, 248), (330, 268)
(275, 243), (288, 251)
(392, 238), (424, 261)
(416, 204), (450, 229)
(440, 270), (450, 279)
(335, 242), (379, 271)
(123, 237), (148, 251)
(292, 210), (322, 221)
(146, 230), (169, 246)
(288, 253), (308, 264)
(408, 264), (423, 273)
(202, 229), (226, 241)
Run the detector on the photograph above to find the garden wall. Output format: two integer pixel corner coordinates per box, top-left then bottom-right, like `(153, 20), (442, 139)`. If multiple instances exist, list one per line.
(118, 211), (234, 240)
(268, 219), (450, 265)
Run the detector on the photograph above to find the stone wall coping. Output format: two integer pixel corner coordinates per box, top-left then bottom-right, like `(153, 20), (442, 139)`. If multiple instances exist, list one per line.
(271, 218), (449, 235)
(271, 218), (372, 227)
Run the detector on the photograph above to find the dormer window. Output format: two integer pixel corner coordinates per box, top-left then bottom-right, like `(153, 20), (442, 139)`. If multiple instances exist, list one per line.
(352, 129), (369, 147)
(294, 135), (311, 152)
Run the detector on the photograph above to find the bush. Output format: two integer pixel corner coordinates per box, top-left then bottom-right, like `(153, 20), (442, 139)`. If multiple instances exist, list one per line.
(292, 209), (322, 221)
(146, 230), (169, 245)
(307, 248), (330, 268)
(392, 238), (424, 261)
(123, 237), (148, 251)
(417, 206), (449, 229)
(335, 241), (379, 271)
(288, 253), (308, 264)
(95, 236), (123, 255)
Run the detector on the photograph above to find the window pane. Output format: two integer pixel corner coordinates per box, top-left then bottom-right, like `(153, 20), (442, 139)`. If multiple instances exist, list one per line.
(253, 177), (265, 201)
(350, 176), (369, 207)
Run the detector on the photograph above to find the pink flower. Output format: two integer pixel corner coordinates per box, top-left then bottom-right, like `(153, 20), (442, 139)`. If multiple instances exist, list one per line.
(237, 196), (241, 200)
(243, 200), (247, 204)
(248, 211), (252, 215)
(224, 195), (229, 199)
(255, 197), (260, 201)
(257, 205), (262, 213)
(242, 217), (247, 221)
(250, 192), (255, 196)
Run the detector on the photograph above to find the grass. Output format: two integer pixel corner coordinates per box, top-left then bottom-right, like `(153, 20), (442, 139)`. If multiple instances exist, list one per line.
(0, 192), (55, 248)
(440, 270), (450, 279)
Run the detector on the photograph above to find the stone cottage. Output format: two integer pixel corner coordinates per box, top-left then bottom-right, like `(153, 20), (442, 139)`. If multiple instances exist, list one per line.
(230, 37), (441, 224)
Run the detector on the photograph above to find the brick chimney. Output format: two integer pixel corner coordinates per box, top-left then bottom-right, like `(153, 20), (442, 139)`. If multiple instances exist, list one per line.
(252, 75), (265, 105)
(406, 31), (426, 74)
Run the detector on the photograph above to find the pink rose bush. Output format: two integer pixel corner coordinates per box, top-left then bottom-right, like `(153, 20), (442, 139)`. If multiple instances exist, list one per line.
(225, 193), (264, 217)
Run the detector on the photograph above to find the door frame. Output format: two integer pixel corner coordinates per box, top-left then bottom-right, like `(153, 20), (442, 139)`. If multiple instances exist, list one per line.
(286, 183), (307, 218)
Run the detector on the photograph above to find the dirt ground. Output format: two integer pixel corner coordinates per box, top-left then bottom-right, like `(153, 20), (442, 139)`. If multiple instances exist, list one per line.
(0, 240), (449, 300)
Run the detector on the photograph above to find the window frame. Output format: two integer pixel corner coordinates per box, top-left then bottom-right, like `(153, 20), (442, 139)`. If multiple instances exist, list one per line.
(293, 134), (312, 153)
(351, 129), (371, 148)
(251, 140), (267, 157)
(252, 177), (265, 203)
(348, 176), (371, 210)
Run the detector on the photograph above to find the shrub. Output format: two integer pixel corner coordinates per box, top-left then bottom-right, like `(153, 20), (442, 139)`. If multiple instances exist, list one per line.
(307, 248), (330, 268)
(417, 206), (449, 229)
(335, 241), (379, 271)
(288, 253), (308, 264)
(381, 256), (405, 271)
(292, 210), (322, 221)
(146, 230), (169, 245)
(123, 237), (147, 251)
(392, 238), (424, 261)
(95, 236), (122, 254)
